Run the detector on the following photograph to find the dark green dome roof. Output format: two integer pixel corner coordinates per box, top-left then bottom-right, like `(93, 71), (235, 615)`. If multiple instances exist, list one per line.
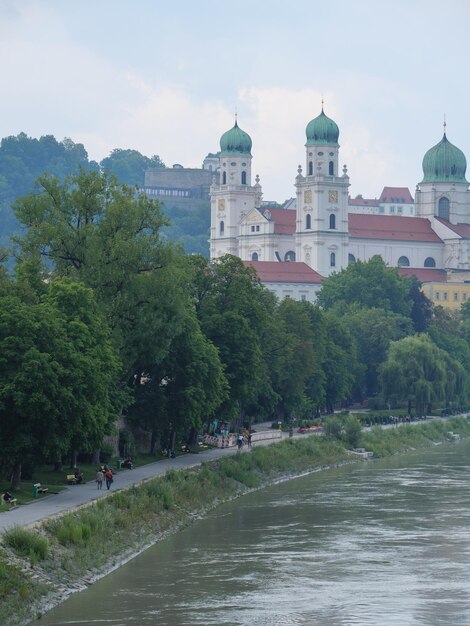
(306, 108), (339, 145)
(421, 133), (467, 183)
(219, 120), (252, 156)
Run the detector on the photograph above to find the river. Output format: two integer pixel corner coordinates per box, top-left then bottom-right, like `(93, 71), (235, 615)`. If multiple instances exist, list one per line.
(36, 439), (470, 625)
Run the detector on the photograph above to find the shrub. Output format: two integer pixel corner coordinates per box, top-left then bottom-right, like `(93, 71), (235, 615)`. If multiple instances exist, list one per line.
(323, 416), (343, 441)
(2, 526), (48, 563)
(343, 415), (362, 448)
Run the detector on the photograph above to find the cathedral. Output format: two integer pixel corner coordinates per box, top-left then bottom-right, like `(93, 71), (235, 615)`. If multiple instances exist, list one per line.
(209, 108), (470, 307)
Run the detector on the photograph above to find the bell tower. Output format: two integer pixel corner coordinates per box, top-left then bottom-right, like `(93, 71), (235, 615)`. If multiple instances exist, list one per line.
(210, 118), (259, 259)
(295, 107), (350, 276)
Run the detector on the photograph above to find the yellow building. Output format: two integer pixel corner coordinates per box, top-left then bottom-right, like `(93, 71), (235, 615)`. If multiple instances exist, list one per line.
(422, 282), (470, 310)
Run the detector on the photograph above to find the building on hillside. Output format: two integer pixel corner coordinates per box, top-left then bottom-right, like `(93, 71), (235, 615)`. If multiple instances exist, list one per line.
(143, 155), (219, 210)
(209, 110), (470, 307)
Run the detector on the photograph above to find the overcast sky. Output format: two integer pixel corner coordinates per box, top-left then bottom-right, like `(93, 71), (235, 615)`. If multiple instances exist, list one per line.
(1, 0), (469, 201)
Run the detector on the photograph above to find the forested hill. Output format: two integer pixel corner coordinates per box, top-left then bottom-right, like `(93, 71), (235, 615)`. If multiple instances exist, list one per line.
(0, 133), (209, 256)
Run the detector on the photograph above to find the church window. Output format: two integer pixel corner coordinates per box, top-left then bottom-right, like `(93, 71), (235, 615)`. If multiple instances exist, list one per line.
(397, 256), (410, 267)
(222, 171), (226, 184)
(443, 292), (448, 301)
(308, 161), (313, 176)
(220, 221), (224, 235)
(329, 161), (334, 175)
(318, 151), (324, 156)
(241, 171), (247, 185)
(330, 252), (336, 267)
(348, 253), (356, 264)
(329, 214), (336, 229)
(424, 257), (436, 268)
(454, 292), (459, 301)
(251, 252), (259, 261)
(463, 293), (467, 301)
(397, 206), (403, 214)
(251, 225), (255, 232)
(284, 251), (296, 262)
(390, 206), (395, 214)
(435, 292), (440, 301)
(438, 197), (450, 220)
(256, 225), (260, 232)
(306, 214), (312, 229)
(301, 294), (306, 301)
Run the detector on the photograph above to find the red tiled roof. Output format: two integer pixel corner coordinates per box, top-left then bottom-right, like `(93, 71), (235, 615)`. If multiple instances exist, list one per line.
(435, 218), (470, 239)
(349, 214), (442, 242)
(244, 261), (324, 284)
(379, 187), (414, 204)
(263, 208), (296, 235)
(348, 197), (379, 207)
(398, 268), (447, 283)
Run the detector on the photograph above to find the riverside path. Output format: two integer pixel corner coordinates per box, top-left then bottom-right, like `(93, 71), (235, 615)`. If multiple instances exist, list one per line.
(0, 423), (288, 532)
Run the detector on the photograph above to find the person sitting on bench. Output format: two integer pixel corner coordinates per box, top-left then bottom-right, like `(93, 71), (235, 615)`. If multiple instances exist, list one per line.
(3, 491), (17, 505)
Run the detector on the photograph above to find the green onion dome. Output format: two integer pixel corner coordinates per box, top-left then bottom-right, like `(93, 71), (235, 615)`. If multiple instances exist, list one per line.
(421, 133), (467, 183)
(219, 120), (252, 156)
(306, 108), (339, 145)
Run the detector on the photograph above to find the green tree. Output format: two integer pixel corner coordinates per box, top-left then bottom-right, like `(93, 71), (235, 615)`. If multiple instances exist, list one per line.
(191, 255), (275, 424)
(270, 299), (316, 420)
(100, 149), (165, 187)
(343, 307), (412, 397)
(0, 281), (119, 488)
(380, 334), (450, 416)
(317, 255), (412, 316)
(13, 170), (185, 381)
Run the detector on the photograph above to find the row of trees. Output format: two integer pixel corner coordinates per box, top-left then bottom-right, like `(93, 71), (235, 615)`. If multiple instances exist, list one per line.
(2, 170), (470, 487)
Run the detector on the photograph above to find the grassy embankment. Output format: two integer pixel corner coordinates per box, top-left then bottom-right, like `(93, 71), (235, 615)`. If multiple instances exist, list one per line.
(1, 416), (470, 626)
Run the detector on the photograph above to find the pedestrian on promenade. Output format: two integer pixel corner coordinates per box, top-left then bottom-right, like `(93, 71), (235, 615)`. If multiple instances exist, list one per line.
(96, 469), (104, 490)
(237, 433), (243, 450)
(247, 433), (252, 448)
(105, 468), (114, 490)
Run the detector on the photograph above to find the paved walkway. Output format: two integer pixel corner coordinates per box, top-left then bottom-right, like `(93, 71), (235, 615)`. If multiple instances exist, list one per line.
(0, 423), (287, 532)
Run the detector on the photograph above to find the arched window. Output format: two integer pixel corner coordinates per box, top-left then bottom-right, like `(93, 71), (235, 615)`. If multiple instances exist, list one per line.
(222, 171), (226, 185)
(219, 221), (224, 236)
(284, 251), (296, 262)
(241, 171), (247, 185)
(348, 253), (356, 264)
(398, 256), (410, 267)
(329, 161), (334, 175)
(438, 196), (450, 220)
(329, 214), (336, 229)
(424, 257), (436, 268)
(308, 161), (313, 176)
(251, 252), (258, 261)
(330, 252), (336, 267)
(306, 214), (312, 229)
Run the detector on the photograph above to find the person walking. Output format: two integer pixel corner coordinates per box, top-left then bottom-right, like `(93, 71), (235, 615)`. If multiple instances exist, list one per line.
(247, 432), (252, 448)
(105, 468), (114, 490)
(96, 469), (104, 490)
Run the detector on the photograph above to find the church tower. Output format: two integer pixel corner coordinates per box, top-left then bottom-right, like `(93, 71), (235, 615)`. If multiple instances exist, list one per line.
(415, 126), (470, 224)
(210, 118), (260, 259)
(295, 107), (350, 276)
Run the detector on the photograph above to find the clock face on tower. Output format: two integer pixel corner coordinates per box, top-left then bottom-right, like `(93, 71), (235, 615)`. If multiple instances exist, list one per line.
(329, 190), (338, 203)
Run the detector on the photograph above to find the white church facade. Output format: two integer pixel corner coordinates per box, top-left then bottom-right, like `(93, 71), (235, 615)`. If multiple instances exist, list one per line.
(209, 109), (470, 304)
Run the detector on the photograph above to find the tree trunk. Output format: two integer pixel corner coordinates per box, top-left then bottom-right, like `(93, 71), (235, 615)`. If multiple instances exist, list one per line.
(53, 459), (63, 472)
(70, 449), (78, 469)
(91, 449), (100, 466)
(407, 399), (412, 415)
(10, 463), (22, 491)
(187, 427), (198, 449)
(150, 429), (157, 455)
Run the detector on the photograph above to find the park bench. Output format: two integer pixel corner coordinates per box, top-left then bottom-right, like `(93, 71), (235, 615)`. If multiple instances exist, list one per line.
(66, 474), (83, 485)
